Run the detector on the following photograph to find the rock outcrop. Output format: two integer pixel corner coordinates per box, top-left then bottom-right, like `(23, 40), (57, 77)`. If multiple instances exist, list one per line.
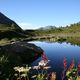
(0, 42), (43, 65)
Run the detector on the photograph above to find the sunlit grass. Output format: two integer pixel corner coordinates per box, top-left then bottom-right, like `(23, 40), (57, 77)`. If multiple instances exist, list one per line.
(0, 38), (10, 45)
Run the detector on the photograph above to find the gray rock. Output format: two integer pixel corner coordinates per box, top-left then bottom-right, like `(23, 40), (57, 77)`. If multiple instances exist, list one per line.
(0, 42), (43, 64)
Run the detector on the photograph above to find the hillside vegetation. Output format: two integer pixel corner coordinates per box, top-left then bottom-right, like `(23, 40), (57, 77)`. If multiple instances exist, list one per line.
(30, 22), (80, 36)
(0, 12), (80, 45)
(0, 12), (28, 45)
(25, 22), (80, 45)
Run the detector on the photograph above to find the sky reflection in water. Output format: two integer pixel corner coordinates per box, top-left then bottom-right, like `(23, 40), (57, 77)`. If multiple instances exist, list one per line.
(28, 41), (80, 80)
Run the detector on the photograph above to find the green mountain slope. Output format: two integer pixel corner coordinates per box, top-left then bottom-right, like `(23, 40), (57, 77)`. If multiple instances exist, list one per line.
(24, 22), (80, 45)
(29, 22), (80, 36)
(0, 12), (26, 40)
(0, 12), (22, 32)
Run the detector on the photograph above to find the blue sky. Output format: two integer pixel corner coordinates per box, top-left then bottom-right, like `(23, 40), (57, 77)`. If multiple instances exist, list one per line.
(0, 0), (80, 29)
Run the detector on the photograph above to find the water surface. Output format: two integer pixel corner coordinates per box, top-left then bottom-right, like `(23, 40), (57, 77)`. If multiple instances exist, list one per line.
(28, 41), (80, 80)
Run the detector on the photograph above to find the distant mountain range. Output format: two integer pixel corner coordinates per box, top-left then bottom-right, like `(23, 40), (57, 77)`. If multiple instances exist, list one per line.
(39, 25), (56, 30)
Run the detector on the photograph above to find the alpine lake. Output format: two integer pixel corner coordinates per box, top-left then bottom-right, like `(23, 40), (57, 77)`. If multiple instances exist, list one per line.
(28, 40), (80, 80)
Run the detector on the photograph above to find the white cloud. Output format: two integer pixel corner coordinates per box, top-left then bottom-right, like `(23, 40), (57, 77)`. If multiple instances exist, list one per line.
(17, 22), (39, 30)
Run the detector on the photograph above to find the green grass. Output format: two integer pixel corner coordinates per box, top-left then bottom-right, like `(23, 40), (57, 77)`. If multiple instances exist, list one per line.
(23, 22), (80, 45)
(0, 38), (10, 46)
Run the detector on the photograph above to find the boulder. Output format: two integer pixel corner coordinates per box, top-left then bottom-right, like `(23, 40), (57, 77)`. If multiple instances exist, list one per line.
(0, 42), (43, 65)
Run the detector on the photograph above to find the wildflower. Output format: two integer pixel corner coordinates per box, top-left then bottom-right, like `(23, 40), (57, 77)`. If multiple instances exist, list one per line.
(43, 66), (51, 70)
(32, 52), (51, 80)
(41, 52), (48, 61)
(38, 60), (49, 66)
(50, 72), (56, 80)
(14, 66), (31, 73)
(78, 62), (80, 71)
(33, 66), (40, 70)
(31, 75), (37, 78)
(39, 52), (50, 67)
(61, 57), (67, 80)
(14, 66), (21, 72)
(20, 73), (27, 77)
(14, 65), (31, 80)
(66, 68), (77, 80)
(63, 57), (67, 70)
(61, 71), (65, 80)
(14, 73), (18, 77)
(68, 59), (75, 71)
(66, 71), (71, 76)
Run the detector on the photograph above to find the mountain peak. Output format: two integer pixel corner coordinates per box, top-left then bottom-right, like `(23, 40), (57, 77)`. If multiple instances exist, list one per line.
(39, 25), (56, 30)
